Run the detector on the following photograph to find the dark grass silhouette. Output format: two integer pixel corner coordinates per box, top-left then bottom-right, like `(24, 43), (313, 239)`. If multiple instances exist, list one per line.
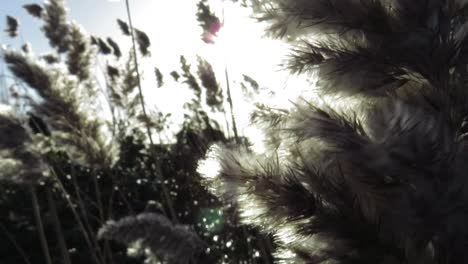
(199, 0), (468, 263)
(0, 0), (275, 263)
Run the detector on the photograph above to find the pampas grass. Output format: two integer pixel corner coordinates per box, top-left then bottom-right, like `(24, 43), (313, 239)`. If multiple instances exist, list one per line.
(23, 4), (44, 19)
(180, 56), (202, 100)
(134, 29), (151, 56)
(117, 18), (131, 36)
(0, 113), (47, 183)
(197, 57), (223, 111)
(67, 24), (92, 81)
(98, 212), (206, 264)
(106, 37), (122, 58)
(42, 0), (70, 53)
(4, 51), (118, 168)
(198, 0), (468, 263)
(5, 16), (19, 38)
(1, 0), (274, 263)
(154, 67), (164, 88)
(0, 110), (54, 264)
(97, 37), (112, 55)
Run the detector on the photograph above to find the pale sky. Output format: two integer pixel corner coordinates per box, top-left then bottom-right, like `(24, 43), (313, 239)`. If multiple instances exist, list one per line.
(1, 0), (307, 140)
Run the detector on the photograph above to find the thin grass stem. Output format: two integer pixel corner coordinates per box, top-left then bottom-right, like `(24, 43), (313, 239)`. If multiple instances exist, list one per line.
(0, 221), (32, 264)
(124, 0), (178, 223)
(28, 184), (53, 264)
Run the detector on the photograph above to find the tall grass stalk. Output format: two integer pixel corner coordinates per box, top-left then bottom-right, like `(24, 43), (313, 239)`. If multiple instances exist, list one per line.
(51, 168), (104, 264)
(68, 167), (107, 264)
(219, 6), (239, 143)
(124, 0), (178, 223)
(223, 65), (239, 142)
(29, 184), (53, 264)
(91, 170), (105, 223)
(29, 107), (105, 264)
(0, 222), (32, 264)
(46, 189), (72, 264)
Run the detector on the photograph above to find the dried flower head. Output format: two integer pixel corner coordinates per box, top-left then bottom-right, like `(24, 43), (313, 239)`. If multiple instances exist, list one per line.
(97, 37), (112, 55)
(196, 0), (221, 44)
(4, 52), (52, 94)
(180, 56), (201, 99)
(98, 213), (206, 263)
(197, 57), (223, 111)
(23, 4), (44, 18)
(67, 24), (92, 81)
(90, 35), (98, 45)
(107, 65), (120, 82)
(134, 28), (151, 56)
(5, 16), (19, 38)
(4, 51), (118, 169)
(42, 0), (71, 53)
(0, 113), (48, 184)
(21, 43), (31, 53)
(117, 18), (131, 36)
(154, 67), (163, 88)
(106, 37), (122, 58)
(170, 71), (180, 82)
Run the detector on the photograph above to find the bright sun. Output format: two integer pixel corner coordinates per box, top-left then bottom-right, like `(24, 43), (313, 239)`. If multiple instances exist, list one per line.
(125, 0), (305, 143)
(2, 0), (314, 145)
(0, 0), (317, 147)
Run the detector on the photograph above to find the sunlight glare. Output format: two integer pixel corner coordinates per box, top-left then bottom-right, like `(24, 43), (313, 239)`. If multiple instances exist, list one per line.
(197, 145), (222, 180)
(115, 1), (318, 143)
(243, 126), (267, 154)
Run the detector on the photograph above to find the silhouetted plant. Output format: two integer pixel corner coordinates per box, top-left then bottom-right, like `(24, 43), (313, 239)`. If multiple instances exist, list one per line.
(5, 16), (19, 38)
(0, 1), (273, 264)
(199, 0), (468, 263)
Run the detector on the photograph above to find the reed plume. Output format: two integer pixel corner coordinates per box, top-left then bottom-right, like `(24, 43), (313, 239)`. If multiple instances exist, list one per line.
(98, 212), (205, 264)
(5, 16), (19, 38)
(199, 0), (468, 263)
(4, 51), (118, 168)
